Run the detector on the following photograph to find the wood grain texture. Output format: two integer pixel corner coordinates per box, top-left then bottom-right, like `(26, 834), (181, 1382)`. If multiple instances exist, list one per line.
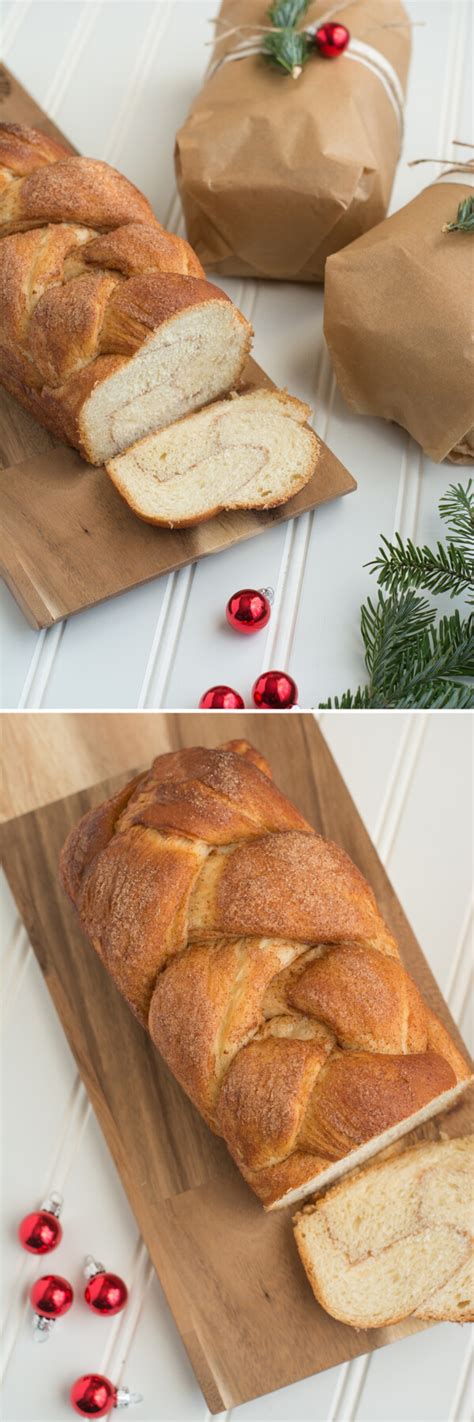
(0, 713), (471, 1413)
(0, 711), (177, 822)
(0, 65), (355, 631)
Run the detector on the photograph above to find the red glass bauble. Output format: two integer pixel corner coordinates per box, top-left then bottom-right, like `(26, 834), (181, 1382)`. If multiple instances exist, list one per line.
(70, 1374), (117, 1418)
(30, 1274), (73, 1318)
(252, 670), (298, 709)
(226, 588), (271, 635)
(314, 21), (350, 57)
(19, 1210), (62, 1254)
(199, 686), (245, 709)
(85, 1271), (128, 1316)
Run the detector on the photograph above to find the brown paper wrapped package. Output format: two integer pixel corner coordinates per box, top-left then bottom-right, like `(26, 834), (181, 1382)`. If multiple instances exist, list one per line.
(324, 181), (474, 463)
(175, 0), (411, 282)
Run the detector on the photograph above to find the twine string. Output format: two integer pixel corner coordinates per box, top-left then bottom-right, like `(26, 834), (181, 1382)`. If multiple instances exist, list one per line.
(409, 144), (474, 178)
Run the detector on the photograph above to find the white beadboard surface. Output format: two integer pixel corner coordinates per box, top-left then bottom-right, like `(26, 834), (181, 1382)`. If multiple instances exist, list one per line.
(1, 0), (473, 710)
(1, 710), (473, 1422)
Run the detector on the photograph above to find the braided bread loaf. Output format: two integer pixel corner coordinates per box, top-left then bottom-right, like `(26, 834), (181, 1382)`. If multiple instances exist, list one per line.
(60, 739), (471, 1210)
(0, 123), (252, 465)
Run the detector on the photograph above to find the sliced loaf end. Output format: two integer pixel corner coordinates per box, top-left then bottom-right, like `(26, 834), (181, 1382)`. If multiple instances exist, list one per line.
(293, 1134), (474, 1329)
(105, 388), (319, 526)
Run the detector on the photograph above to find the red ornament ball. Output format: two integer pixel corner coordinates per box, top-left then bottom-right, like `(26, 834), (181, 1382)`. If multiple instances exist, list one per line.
(85, 1270), (128, 1316)
(252, 670), (298, 709)
(226, 588), (271, 635)
(30, 1274), (73, 1318)
(70, 1374), (117, 1418)
(199, 685), (245, 709)
(19, 1210), (62, 1254)
(314, 21), (350, 57)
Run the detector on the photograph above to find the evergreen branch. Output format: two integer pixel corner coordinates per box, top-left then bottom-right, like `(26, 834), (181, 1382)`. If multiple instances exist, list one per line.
(267, 0), (309, 26)
(319, 481), (474, 710)
(368, 535), (474, 602)
(443, 195), (474, 232)
(439, 479), (474, 558)
(319, 595), (474, 710)
(263, 26), (311, 75)
(321, 682), (474, 709)
(367, 483), (474, 604)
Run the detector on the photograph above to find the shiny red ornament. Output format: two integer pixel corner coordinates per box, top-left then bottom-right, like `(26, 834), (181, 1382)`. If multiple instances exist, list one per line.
(252, 670), (298, 709)
(70, 1375), (116, 1418)
(84, 1256), (128, 1316)
(30, 1273), (73, 1341)
(30, 1274), (73, 1318)
(70, 1375), (142, 1418)
(314, 21), (350, 57)
(19, 1191), (63, 1254)
(19, 1210), (62, 1254)
(226, 587), (272, 635)
(199, 685), (245, 709)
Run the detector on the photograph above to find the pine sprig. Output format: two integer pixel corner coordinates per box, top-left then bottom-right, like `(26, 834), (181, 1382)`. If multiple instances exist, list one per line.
(368, 534), (474, 602)
(368, 478), (474, 604)
(267, 0), (308, 26)
(319, 482), (474, 709)
(264, 0), (311, 76)
(263, 27), (310, 76)
(439, 479), (474, 558)
(443, 195), (474, 233)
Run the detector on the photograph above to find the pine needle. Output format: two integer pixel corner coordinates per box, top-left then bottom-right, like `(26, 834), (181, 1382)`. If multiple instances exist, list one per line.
(264, 0), (311, 75)
(319, 482), (474, 709)
(443, 195), (474, 233)
(263, 26), (311, 75)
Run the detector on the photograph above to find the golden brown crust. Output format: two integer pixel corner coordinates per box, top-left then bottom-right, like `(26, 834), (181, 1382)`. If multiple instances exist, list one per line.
(298, 1049), (456, 1158)
(288, 942), (429, 1053)
(60, 774), (143, 903)
(0, 155), (154, 236)
(149, 939), (318, 1127)
(0, 125), (252, 462)
(187, 830), (399, 951)
(0, 122), (70, 185)
(59, 740), (471, 1206)
(83, 222), (204, 279)
(116, 744), (311, 844)
(220, 739), (273, 778)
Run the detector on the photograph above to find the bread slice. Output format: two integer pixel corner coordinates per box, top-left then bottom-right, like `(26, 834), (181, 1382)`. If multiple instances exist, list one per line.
(105, 389), (319, 525)
(76, 281), (252, 465)
(294, 1135), (474, 1328)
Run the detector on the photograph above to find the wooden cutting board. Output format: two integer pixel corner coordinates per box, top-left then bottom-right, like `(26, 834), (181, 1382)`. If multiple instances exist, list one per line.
(1, 714), (472, 1413)
(0, 66), (356, 631)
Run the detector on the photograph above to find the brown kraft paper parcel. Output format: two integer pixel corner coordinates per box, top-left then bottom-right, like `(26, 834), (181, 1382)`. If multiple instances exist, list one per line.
(324, 180), (474, 463)
(175, 0), (411, 282)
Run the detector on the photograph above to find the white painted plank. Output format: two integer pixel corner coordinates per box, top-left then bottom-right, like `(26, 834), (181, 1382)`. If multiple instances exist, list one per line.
(319, 711), (412, 841)
(40, 581), (169, 711)
(353, 1325), (471, 1422)
(387, 712), (473, 994)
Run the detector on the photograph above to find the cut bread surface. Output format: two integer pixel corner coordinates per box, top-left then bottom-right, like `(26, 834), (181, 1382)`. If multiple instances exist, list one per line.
(294, 1135), (474, 1327)
(105, 389), (319, 524)
(79, 298), (251, 464)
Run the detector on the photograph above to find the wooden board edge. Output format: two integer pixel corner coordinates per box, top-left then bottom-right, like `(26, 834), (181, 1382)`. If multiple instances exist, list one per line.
(0, 459), (356, 630)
